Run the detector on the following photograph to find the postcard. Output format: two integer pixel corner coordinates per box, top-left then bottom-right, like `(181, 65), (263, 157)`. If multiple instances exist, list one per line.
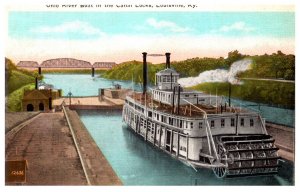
(2, 0), (296, 190)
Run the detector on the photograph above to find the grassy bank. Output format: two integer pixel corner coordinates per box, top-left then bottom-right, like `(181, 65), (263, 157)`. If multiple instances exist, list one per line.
(7, 83), (35, 112)
(102, 60), (164, 84)
(190, 80), (295, 109)
(6, 58), (40, 94)
(6, 58), (40, 111)
(8, 70), (35, 94)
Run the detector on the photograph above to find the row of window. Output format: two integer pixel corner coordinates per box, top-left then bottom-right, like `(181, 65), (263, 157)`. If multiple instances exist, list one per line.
(184, 94), (199, 98)
(126, 100), (145, 113)
(157, 75), (179, 83)
(154, 91), (173, 102)
(153, 91), (205, 104)
(126, 101), (255, 129)
(208, 118), (254, 128)
(150, 112), (191, 129)
(158, 115), (255, 129)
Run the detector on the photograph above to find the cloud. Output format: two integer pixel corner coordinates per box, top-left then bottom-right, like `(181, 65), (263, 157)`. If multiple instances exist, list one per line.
(31, 20), (105, 36)
(212, 22), (255, 33)
(146, 18), (191, 33)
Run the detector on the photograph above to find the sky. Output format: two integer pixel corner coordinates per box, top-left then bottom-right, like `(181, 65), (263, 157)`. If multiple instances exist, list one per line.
(6, 11), (295, 64)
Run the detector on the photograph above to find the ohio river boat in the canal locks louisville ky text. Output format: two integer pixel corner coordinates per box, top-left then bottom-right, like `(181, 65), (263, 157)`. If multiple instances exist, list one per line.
(122, 52), (280, 178)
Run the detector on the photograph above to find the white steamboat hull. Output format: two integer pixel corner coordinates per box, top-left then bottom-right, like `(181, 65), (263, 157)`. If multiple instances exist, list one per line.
(122, 104), (224, 170)
(122, 102), (280, 178)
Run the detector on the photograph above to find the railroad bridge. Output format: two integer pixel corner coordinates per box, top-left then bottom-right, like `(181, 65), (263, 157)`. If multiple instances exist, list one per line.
(17, 58), (116, 77)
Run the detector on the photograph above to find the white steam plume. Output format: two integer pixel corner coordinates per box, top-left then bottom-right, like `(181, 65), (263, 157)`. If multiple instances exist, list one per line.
(178, 59), (252, 87)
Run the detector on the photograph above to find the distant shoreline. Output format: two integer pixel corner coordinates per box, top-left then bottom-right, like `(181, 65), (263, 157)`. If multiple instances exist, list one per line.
(17, 67), (108, 74)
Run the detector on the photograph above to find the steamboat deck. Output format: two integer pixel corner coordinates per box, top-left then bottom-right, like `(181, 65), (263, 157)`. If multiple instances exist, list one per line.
(128, 92), (249, 118)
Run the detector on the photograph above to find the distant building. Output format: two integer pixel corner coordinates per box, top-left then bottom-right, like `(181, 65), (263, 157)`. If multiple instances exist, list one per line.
(93, 62), (116, 69)
(22, 89), (61, 112)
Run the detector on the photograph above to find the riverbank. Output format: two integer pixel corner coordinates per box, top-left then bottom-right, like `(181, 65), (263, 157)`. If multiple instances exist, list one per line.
(266, 122), (294, 162)
(189, 81), (295, 109)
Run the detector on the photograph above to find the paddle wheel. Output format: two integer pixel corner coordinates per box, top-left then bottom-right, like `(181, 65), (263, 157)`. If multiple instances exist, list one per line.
(212, 135), (280, 178)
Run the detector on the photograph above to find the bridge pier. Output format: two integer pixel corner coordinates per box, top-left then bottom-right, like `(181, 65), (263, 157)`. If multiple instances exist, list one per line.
(92, 67), (95, 77)
(35, 77), (38, 89)
(38, 67), (42, 75)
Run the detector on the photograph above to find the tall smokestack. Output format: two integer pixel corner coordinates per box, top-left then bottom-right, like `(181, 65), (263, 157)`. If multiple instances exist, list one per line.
(142, 52), (147, 94)
(92, 67), (95, 77)
(229, 83), (231, 107)
(165, 52), (171, 68)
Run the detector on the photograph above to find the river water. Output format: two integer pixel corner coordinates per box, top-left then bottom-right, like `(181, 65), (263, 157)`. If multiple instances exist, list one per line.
(44, 73), (294, 185)
(44, 74), (294, 127)
(43, 73), (137, 96)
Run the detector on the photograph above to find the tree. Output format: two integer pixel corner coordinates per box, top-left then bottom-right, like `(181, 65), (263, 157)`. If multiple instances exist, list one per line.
(225, 50), (244, 66)
(284, 69), (294, 80)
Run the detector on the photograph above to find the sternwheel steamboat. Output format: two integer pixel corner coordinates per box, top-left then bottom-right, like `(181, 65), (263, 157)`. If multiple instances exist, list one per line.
(122, 52), (280, 178)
